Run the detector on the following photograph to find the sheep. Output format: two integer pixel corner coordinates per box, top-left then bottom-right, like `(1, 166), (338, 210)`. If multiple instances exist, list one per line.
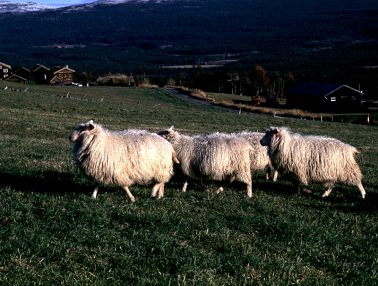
(69, 120), (179, 202)
(157, 126), (254, 198)
(235, 131), (278, 181)
(260, 127), (366, 198)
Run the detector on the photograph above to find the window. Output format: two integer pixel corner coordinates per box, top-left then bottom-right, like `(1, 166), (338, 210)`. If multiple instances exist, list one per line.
(352, 96), (356, 100)
(0, 66), (2, 69)
(3, 69), (8, 73)
(331, 97), (336, 102)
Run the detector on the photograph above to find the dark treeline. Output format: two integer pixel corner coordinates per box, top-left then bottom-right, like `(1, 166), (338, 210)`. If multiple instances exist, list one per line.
(1, 0), (378, 96)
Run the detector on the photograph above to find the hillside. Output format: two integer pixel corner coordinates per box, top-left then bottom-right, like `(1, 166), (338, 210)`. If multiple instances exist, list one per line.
(0, 81), (377, 284)
(1, 0), (378, 94)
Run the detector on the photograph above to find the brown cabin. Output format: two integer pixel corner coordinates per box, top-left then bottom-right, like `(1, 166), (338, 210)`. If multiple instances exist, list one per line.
(31, 64), (51, 84)
(5, 66), (30, 84)
(50, 65), (75, 85)
(5, 74), (28, 84)
(0, 62), (11, 80)
(12, 66), (30, 80)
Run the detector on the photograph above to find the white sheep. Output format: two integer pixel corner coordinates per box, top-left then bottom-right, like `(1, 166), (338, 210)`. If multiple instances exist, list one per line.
(235, 131), (278, 181)
(157, 126), (254, 198)
(69, 121), (179, 202)
(260, 127), (366, 198)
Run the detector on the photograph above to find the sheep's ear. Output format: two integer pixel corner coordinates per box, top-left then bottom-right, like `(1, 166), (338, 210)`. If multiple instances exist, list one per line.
(273, 129), (279, 135)
(88, 123), (95, 131)
(168, 125), (174, 131)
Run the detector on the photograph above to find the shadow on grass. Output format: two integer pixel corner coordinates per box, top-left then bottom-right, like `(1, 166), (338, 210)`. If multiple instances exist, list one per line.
(253, 180), (296, 196)
(255, 179), (378, 213)
(0, 171), (93, 196)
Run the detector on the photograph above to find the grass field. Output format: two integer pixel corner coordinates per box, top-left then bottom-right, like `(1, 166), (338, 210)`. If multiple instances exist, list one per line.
(0, 82), (377, 285)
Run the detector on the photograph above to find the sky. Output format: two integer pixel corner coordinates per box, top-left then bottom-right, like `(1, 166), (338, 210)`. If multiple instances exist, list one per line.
(4, 0), (97, 7)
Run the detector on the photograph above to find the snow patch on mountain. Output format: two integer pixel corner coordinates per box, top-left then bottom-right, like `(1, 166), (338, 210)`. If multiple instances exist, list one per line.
(0, 1), (57, 13)
(0, 0), (183, 14)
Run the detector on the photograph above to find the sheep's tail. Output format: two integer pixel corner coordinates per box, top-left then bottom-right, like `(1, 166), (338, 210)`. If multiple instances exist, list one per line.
(172, 151), (180, 164)
(353, 148), (360, 154)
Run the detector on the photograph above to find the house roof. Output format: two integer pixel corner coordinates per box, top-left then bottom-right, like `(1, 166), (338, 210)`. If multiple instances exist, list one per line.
(285, 82), (363, 97)
(5, 74), (27, 82)
(52, 65), (75, 74)
(0, 62), (12, 69)
(31, 64), (50, 72)
(13, 66), (30, 73)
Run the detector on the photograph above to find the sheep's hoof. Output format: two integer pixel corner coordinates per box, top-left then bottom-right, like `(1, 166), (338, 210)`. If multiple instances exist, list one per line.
(302, 188), (312, 194)
(322, 193), (329, 197)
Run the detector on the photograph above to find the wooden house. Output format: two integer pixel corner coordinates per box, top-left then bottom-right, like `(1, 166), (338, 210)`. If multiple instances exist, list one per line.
(12, 66), (30, 81)
(5, 66), (30, 84)
(285, 82), (363, 112)
(31, 64), (51, 85)
(50, 65), (75, 85)
(4, 74), (28, 84)
(0, 62), (11, 80)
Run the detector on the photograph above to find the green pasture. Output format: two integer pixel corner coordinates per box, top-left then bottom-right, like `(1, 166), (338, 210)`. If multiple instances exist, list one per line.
(0, 82), (377, 285)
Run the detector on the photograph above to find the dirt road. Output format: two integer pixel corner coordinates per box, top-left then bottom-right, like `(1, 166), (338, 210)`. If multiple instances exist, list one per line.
(162, 87), (272, 117)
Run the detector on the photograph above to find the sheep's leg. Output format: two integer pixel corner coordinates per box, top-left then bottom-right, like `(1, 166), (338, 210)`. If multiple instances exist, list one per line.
(122, 186), (136, 202)
(322, 187), (333, 197)
(302, 187), (312, 194)
(91, 185), (99, 199)
(357, 182), (366, 199)
(295, 181), (301, 195)
(265, 167), (271, 181)
(215, 175), (236, 194)
(200, 179), (210, 192)
(246, 182), (252, 198)
(201, 183), (210, 193)
(272, 170), (278, 182)
(181, 180), (188, 192)
(151, 183), (162, 198)
(157, 183), (165, 200)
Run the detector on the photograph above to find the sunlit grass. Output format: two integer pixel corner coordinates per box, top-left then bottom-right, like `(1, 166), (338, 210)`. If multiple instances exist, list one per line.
(0, 82), (377, 284)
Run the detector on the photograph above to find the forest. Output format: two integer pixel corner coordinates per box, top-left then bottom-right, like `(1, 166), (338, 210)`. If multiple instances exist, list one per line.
(0, 0), (378, 96)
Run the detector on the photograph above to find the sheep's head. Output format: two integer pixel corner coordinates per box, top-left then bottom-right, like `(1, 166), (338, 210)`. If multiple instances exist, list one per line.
(157, 125), (175, 141)
(69, 120), (96, 143)
(260, 128), (280, 146)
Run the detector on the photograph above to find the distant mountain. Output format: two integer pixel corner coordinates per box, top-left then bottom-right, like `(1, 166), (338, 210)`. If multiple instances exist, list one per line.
(0, 0), (377, 95)
(0, 1), (57, 13)
(0, 0), (175, 13)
